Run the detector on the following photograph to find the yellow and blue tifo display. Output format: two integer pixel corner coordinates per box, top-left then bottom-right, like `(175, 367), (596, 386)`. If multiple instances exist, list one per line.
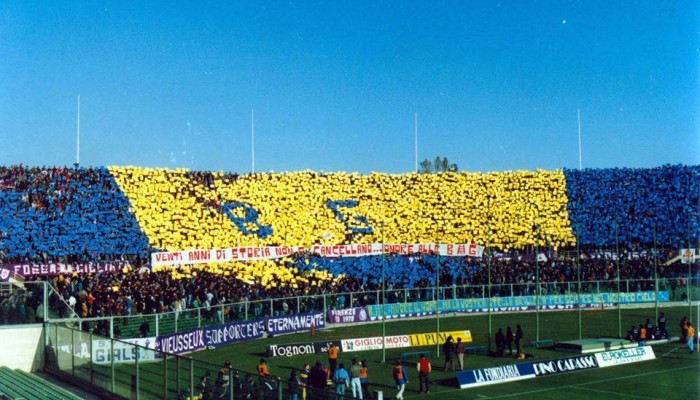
(108, 167), (576, 252)
(0, 164), (697, 288)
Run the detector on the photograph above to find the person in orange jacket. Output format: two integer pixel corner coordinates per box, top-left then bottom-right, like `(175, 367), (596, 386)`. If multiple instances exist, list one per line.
(687, 323), (695, 354)
(257, 358), (271, 378)
(327, 343), (339, 377)
(637, 324), (647, 347)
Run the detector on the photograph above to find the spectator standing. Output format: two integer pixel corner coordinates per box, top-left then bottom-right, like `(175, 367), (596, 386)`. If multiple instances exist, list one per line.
(455, 338), (465, 370)
(300, 363), (311, 400)
(495, 328), (505, 357)
(442, 336), (455, 371)
(680, 317), (689, 343)
(220, 361), (231, 392)
(198, 375), (211, 400)
(140, 320), (150, 338)
(288, 370), (301, 400)
(257, 358), (271, 378)
(359, 361), (369, 399)
(392, 360), (408, 400)
(309, 361), (328, 400)
(416, 353), (431, 394)
(505, 327), (514, 356)
(333, 363), (350, 399)
(637, 324), (647, 347)
(687, 323), (695, 354)
(349, 358), (363, 399)
(327, 343), (339, 378)
(658, 312), (667, 337)
(515, 325), (524, 355)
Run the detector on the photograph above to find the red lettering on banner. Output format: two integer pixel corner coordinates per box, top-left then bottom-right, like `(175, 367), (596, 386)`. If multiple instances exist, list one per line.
(468, 244), (477, 256)
(215, 249), (227, 260)
(188, 250), (211, 262)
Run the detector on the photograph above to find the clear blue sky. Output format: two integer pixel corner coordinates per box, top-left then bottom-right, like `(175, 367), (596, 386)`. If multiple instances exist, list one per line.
(1, 1), (698, 174)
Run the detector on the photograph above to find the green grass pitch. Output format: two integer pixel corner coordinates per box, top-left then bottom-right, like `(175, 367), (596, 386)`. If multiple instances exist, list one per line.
(187, 305), (699, 400)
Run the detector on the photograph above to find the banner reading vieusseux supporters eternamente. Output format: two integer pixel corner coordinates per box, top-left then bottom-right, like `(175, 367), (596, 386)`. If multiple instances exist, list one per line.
(266, 311), (325, 335)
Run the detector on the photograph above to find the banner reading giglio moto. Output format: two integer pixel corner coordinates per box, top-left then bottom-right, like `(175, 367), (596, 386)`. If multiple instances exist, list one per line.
(340, 330), (472, 352)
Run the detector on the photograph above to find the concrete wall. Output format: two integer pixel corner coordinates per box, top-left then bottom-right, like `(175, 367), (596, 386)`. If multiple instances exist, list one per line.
(0, 324), (44, 372)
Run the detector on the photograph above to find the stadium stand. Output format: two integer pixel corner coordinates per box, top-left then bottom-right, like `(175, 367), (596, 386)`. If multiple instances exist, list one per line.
(0, 164), (696, 323)
(564, 165), (700, 246)
(0, 166), (149, 263)
(0, 366), (83, 400)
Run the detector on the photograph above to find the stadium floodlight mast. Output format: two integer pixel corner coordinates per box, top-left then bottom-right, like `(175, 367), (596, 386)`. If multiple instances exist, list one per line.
(414, 113), (418, 173)
(688, 231), (692, 322)
(435, 220), (442, 358)
(251, 109), (255, 174)
(615, 221), (622, 338)
(576, 224), (582, 340)
(533, 223), (540, 343)
(577, 109), (582, 171)
(653, 220), (659, 323)
(75, 95), (80, 168)
(486, 199), (493, 353)
(381, 221), (387, 363)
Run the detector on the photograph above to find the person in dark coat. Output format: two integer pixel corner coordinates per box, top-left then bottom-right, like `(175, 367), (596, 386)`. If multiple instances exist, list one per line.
(505, 327), (514, 356)
(515, 325), (524, 355)
(495, 328), (505, 357)
(308, 361), (328, 400)
(442, 336), (456, 371)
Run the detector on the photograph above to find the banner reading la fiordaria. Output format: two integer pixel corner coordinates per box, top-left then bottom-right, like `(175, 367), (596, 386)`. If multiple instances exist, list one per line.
(150, 242), (485, 267)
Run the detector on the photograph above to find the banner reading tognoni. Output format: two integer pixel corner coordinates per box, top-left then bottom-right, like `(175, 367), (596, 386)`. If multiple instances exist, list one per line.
(266, 340), (342, 358)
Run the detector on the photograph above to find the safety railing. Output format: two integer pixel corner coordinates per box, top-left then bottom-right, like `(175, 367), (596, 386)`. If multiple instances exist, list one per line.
(45, 323), (366, 400)
(31, 275), (699, 339)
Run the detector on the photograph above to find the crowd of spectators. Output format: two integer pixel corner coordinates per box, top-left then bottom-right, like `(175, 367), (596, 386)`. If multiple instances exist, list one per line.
(0, 250), (690, 327)
(564, 165), (700, 246)
(0, 165), (148, 264)
(0, 164), (699, 326)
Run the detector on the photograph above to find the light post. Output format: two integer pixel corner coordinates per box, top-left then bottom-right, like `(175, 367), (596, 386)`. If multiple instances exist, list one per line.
(653, 220), (658, 323)
(486, 200), (493, 353)
(435, 221), (441, 358)
(688, 232), (693, 322)
(381, 221), (387, 363)
(534, 224), (540, 343)
(576, 225), (582, 340)
(615, 222), (621, 338)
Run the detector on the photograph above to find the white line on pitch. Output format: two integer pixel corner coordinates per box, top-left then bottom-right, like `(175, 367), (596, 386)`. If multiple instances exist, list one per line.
(573, 386), (663, 400)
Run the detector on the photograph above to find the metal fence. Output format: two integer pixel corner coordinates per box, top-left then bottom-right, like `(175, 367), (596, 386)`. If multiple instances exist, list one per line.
(23, 276), (697, 340)
(45, 323), (367, 400)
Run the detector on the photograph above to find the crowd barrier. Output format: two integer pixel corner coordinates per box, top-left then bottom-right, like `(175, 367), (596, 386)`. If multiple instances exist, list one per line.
(45, 323), (371, 400)
(36, 277), (699, 339)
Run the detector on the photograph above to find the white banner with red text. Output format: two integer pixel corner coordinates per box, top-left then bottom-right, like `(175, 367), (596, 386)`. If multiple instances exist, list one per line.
(151, 243), (484, 267)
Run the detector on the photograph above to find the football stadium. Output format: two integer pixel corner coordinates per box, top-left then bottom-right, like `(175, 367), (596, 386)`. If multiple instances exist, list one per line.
(0, 164), (698, 400)
(2, 2), (699, 400)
